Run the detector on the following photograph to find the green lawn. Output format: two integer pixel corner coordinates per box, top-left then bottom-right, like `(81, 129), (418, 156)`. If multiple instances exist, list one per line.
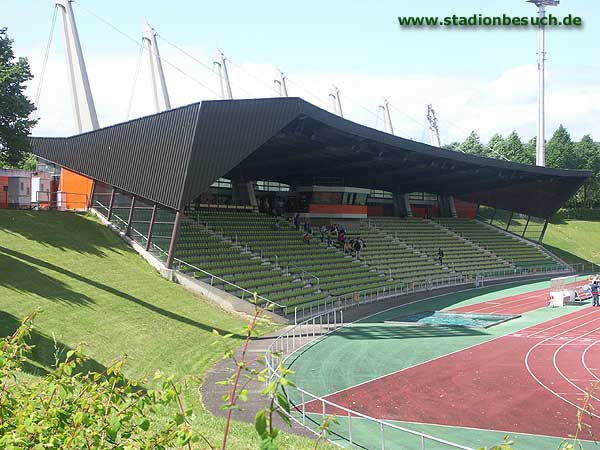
(0, 210), (329, 450)
(544, 219), (600, 268)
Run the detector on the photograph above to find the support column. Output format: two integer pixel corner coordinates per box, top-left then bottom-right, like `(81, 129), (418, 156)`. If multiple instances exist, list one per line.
(490, 207), (497, 225)
(145, 204), (158, 251)
(125, 195), (136, 236)
(448, 195), (457, 217)
(88, 179), (96, 210)
(392, 192), (409, 217)
(107, 187), (116, 221)
(403, 194), (412, 217)
(506, 211), (514, 231)
(539, 219), (549, 244)
(232, 180), (258, 207)
(166, 209), (183, 269)
(522, 215), (531, 238)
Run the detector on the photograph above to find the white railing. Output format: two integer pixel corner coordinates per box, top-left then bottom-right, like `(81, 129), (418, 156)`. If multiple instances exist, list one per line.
(290, 263), (573, 323)
(265, 310), (475, 450)
(95, 204), (577, 324)
(94, 205), (286, 313)
(172, 258), (286, 312)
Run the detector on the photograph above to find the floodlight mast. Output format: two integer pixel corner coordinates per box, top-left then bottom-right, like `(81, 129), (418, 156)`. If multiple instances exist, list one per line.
(213, 50), (233, 100)
(143, 22), (171, 112)
(427, 104), (441, 147)
(274, 70), (288, 97)
(379, 98), (394, 135)
(55, 0), (99, 132)
(528, 0), (559, 167)
(329, 85), (343, 118)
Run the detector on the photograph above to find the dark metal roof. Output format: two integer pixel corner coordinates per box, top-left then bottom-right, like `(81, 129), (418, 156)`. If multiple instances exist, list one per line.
(30, 97), (591, 218)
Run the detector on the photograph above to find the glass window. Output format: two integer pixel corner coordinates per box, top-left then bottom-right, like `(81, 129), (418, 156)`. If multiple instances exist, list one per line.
(355, 193), (368, 205)
(312, 192), (342, 205)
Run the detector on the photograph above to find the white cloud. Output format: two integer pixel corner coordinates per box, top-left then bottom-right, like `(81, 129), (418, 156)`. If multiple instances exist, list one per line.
(19, 38), (600, 146)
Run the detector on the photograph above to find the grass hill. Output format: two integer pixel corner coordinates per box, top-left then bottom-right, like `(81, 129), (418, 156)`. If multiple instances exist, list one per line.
(544, 219), (600, 269)
(0, 210), (327, 449)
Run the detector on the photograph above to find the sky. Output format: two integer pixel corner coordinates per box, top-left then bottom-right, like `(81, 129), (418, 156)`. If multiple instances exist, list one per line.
(4, 0), (600, 145)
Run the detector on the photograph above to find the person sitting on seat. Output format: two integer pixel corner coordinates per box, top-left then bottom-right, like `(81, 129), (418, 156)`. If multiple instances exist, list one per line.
(303, 231), (311, 245)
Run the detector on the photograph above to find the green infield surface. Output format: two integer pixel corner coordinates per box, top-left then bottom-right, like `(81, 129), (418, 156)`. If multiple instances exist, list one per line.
(285, 277), (600, 450)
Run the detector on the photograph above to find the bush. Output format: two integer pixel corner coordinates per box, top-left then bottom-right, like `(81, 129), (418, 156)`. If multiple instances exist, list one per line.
(552, 208), (600, 222)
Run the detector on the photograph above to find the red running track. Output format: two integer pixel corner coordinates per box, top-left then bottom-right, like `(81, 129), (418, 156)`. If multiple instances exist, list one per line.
(305, 293), (600, 439)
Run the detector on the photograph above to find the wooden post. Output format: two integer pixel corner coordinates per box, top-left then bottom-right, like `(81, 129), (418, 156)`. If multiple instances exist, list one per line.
(166, 209), (183, 269)
(107, 188), (116, 221)
(145, 204), (158, 251)
(125, 195), (136, 236)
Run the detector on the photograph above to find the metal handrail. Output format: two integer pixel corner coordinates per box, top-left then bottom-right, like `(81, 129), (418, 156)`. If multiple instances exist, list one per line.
(172, 258), (285, 311)
(283, 260), (320, 291)
(98, 206), (286, 312)
(265, 310), (474, 450)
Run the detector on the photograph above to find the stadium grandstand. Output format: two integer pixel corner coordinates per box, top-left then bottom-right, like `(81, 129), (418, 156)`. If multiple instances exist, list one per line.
(30, 97), (592, 318)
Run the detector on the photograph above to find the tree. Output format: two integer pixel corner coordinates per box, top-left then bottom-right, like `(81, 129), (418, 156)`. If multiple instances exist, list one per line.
(442, 142), (461, 152)
(459, 131), (486, 156)
(574, 135), (600, 207)
(502, 131), (533, 165)
(546, 125), (579, 169)
(0, 27), (37, 168)
(487, 133), (504, 159)
(524, 137), (536, 165)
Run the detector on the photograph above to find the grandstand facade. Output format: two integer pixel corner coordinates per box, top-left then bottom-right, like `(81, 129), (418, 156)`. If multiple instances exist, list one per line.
(30, 97), (592, 316)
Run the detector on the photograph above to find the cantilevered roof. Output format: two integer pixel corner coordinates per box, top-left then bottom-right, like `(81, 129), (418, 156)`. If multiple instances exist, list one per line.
(30, 97), (591, 218)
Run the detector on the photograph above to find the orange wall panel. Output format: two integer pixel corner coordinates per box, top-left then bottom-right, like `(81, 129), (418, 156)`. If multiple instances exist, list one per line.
(59, 168), (93, 209)
(0, 176), (7, 208)
(367, 205), (384, 216)
(454, 199), (478, 219)
(308, 204), (368, 215)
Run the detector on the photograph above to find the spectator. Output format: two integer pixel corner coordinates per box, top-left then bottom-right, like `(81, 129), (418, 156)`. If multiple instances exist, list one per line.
(327, 232), (334, 248)
(591, 277), (599, 307)
(271, 219), (280, 231)
(338, 230), (346, 248)
(303, 231), (311, 245)
(438, 247), (444, 266)
(320, 224), (328, 243)
(344, 239), (353, 255)
(292, 212), (300, 230)
(354, 236), (365, 259)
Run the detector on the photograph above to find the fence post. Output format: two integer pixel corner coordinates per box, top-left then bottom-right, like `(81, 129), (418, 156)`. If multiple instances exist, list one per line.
(348, 411), (353, 445)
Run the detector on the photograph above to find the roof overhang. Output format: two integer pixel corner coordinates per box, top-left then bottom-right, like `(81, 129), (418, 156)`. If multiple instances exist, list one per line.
(30, 97), (591, 218)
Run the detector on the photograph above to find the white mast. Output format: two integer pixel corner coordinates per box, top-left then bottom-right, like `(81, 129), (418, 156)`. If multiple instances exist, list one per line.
(329, 85), (343, 118)
(427, 104), (441, 147)
(379, 98), (394, 135)
(142, 22), (171, 112)
(528, 0), (559, 167)
(213, 50), (233, 100)
(274, 70), (288, 97)
(55, 0), (99, 132)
